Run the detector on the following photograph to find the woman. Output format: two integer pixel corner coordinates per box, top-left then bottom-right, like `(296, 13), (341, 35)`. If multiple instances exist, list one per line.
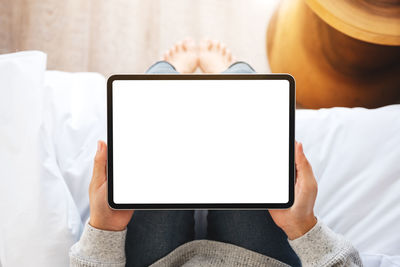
(70, 39), (362, 267)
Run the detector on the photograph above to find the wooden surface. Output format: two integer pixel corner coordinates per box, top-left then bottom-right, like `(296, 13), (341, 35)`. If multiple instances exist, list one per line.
(0, 0), (279, 76)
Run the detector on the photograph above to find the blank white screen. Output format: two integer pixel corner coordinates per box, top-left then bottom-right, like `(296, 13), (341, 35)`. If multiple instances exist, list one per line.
(112, 79), (289, 204)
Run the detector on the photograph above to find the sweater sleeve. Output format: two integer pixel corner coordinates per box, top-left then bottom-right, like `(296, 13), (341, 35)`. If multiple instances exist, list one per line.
(69, 222), (127, 267)
(288, 220), (363, 267)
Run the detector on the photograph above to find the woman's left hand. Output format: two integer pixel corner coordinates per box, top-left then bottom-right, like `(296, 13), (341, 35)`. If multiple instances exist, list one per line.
(269, 141), (318, 240)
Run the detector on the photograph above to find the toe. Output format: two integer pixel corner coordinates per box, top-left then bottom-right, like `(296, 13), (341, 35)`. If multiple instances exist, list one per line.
(211, 40), (218, 50)
(227, 53), (233, 62)
(175, 42), (182, 52)
(182, 42), (187, 52)
(182, 39), (193, 52)
(225, 49), (233, 61)
(163, 51), (169, 60)
(207, 39), (213, 50)
(220, 44), (227, 55)
(215, 41), (221, 49)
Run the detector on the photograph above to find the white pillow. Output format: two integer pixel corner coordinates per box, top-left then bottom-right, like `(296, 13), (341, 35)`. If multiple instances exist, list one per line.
(43, 71), (107, 223)
(0, 51), (81, 267)
(296, 105), (400, 256)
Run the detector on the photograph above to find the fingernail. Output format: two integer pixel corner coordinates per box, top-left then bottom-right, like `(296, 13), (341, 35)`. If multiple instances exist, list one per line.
(97, 141), (101, 152)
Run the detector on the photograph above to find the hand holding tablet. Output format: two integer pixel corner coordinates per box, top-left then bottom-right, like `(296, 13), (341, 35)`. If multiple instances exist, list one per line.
(89, 141), (134, 231)
(89, 139), (318, 239)
(269, 142), (318, 239)
(107, 74), (295, 209)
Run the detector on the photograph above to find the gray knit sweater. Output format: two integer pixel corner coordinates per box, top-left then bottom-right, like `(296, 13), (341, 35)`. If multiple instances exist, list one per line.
(70, 219), (363, 267)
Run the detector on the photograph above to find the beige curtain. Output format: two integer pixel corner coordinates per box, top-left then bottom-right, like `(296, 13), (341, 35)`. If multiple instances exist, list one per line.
(0, 0), (277, 76)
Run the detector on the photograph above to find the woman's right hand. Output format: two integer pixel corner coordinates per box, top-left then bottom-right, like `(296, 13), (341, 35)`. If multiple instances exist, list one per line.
(89, 140), (134, 231)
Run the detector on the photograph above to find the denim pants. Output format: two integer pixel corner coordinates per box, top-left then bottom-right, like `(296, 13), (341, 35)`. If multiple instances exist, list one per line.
(125, 61), (301, 267)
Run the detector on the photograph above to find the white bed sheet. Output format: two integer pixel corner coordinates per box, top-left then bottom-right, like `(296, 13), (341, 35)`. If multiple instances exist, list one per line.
(43, 71), (400, 266)
(1, 51), (399, 266)
(43, 70), (400, 264)
(297, 106), (400, 256)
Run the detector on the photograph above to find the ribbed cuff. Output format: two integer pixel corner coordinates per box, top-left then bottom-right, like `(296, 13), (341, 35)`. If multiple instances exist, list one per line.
(70, 221), (126, 266)
(288, 219), (347, 266)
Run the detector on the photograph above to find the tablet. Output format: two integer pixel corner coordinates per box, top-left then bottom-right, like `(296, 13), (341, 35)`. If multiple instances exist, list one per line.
(107, 74), (295, 209)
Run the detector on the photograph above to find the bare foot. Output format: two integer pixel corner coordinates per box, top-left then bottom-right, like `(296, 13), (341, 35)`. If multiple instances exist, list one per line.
(199, 39), (233, 73)
(163, 38), (198, 73)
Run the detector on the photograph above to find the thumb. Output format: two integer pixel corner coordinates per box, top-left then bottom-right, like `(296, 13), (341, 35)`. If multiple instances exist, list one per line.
(92, 140), (107, 188)
(295, 142), (313, 179)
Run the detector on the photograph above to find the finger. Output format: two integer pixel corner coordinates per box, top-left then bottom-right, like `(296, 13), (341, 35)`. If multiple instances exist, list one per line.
(295, 142), (313, 178)
(91, 140), (107, 188)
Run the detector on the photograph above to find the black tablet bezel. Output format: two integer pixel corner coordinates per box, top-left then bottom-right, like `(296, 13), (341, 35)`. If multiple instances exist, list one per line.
(107, 74), (295, 209)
